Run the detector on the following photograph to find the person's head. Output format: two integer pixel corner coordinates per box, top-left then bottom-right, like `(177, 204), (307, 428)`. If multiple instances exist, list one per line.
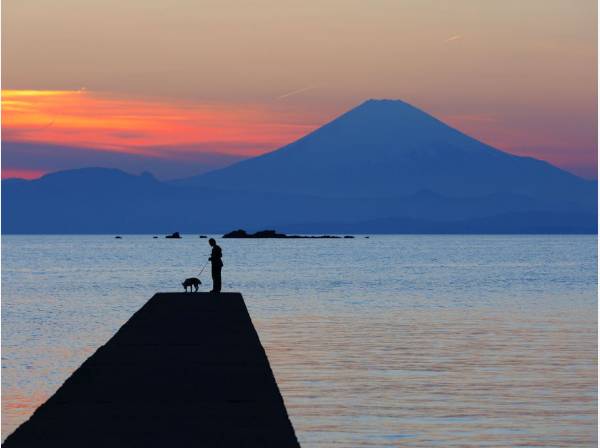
(209, 238), (216, 247)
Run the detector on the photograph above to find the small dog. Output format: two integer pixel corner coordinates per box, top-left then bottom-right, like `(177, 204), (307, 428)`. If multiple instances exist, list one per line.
(182, 277), (201, 292)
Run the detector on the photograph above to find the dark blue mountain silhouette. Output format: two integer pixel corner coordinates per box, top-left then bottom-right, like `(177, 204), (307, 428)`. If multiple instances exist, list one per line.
(178, 99), (595, 208)
(2, 100), (596, 234)
(3, 141), (245, 180)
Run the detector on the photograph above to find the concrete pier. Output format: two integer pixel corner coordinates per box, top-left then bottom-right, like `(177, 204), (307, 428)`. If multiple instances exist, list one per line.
(4, 293), (300, 447)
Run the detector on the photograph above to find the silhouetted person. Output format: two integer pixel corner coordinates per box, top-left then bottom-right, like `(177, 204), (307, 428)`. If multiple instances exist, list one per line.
(208, 238), (223, 293)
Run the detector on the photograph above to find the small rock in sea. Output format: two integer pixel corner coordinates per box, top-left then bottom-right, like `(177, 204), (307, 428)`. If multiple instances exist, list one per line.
(115, 236), (122, 239)
(365, 236), (370, 238)
(344, 235), (354, 239)
(223, 229), (249, 238)
(199, 235), (207, 238)
(252, 230), (287, 238)
(153, 236), (158, 239)
(166, 232), (182, 239)
(223, 228), (346, 239)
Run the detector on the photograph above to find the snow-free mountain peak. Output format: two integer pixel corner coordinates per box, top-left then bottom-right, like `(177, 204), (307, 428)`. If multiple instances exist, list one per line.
(181, 99), (591, 204)
(3, 99), (595, 234)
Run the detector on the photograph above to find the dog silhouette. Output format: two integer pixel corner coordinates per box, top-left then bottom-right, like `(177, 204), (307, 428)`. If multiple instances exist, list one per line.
(182, 277), (201, 292)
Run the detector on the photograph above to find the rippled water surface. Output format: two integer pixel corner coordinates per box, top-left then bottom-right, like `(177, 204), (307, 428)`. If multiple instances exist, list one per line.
(2, 235), (597, 446)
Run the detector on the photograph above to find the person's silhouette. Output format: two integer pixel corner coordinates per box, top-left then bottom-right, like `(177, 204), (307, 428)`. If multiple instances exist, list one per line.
(208, 238), (223, 293)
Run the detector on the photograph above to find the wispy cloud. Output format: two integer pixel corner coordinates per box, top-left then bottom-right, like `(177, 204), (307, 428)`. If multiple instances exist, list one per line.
(277, 85), (317, 100)
(444, 35), (462, 43)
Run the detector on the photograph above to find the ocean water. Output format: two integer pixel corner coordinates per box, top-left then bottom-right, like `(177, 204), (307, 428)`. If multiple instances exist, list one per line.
(2, 235), (597, 446)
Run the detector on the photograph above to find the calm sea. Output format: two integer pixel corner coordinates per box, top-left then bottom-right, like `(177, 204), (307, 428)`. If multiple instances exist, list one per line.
(2, 235), (597, 446)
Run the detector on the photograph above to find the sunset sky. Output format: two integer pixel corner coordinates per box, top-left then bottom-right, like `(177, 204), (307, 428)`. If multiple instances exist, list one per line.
(2, 0), (597, 179)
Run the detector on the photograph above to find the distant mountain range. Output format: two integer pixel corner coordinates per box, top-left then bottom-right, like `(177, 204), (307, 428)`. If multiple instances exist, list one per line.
(3, 99), (597, 234)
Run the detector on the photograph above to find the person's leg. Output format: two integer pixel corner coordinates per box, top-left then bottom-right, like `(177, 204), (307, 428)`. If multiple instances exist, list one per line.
(210, 264), (216, 292)
(214, 265), (222, 293)
(211, 264), (221, 293)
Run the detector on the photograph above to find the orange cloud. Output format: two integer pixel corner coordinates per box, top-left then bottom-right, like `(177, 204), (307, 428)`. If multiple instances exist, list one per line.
(1, 90), (317, 157)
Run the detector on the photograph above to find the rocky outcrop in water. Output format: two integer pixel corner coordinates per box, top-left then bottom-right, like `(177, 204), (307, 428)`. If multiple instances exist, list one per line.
(222, 229), (351, 239)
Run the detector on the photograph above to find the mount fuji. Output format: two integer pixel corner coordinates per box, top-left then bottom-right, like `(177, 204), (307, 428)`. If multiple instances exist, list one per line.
(178, 99), (594, 208)
(2, 99), (596, 233)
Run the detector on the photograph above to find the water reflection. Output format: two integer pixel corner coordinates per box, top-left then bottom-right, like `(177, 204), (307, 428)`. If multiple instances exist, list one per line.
(2, 235), (597, 445)
(258, 308), (597, 446)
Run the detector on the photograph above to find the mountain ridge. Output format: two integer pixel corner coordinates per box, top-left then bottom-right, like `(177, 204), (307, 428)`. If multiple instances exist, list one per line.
(2, 99), (596, 234)
(177, 99), (593, 206)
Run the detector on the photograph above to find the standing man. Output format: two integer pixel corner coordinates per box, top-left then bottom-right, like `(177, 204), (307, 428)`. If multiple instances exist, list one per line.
(208, 238), (223, 293)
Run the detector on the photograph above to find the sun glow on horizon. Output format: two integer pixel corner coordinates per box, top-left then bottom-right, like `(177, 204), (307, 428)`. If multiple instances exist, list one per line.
(1, 89), (596, 180)
(1, 89), (318, 157)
